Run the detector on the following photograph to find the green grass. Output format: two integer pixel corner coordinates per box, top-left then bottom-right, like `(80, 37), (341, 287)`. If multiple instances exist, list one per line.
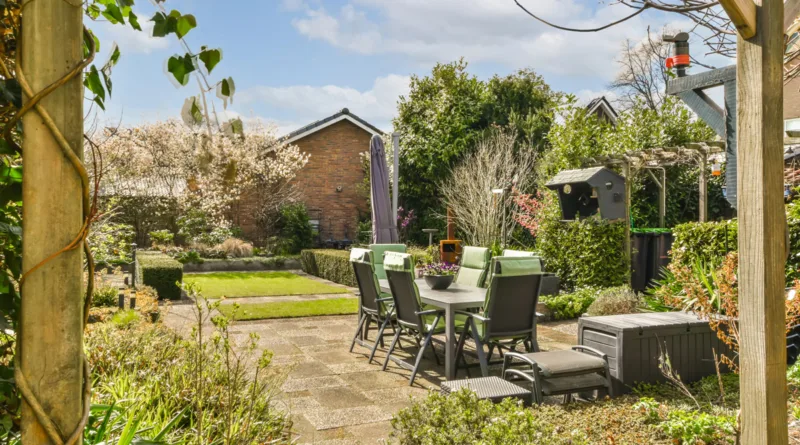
(217, 298), (358, 320)
(183, 271), (349, 299)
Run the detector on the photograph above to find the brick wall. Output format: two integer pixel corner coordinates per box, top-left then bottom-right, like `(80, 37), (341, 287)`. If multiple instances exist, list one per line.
(786, 76), (800, 121)
(237, 119), (371, 243)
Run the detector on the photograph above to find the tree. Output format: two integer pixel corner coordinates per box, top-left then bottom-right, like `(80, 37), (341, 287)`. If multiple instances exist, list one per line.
(439, 128), (536, 247)
(393, 59), (559, 242)
(610, 31), (672, 111)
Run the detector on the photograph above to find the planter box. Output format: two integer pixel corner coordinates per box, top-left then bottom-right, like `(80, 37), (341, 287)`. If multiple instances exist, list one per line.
(182, 258), (301, 273)
(578, 312), (733, 395)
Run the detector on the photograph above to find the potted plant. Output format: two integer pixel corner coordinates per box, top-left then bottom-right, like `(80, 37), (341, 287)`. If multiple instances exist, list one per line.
(421, 262), (459, 290)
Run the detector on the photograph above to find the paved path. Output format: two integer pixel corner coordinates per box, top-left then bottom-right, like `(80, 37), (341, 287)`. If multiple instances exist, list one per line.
(163, 273), (577, 444)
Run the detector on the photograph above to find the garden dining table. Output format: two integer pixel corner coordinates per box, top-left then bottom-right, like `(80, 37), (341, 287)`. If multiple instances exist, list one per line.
(378, 278), (485, 380)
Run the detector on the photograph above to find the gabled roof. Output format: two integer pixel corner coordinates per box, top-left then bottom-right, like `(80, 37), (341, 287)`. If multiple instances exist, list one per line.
(545, 167), (623, 187)
(586, 96), (619, 126)
(282, 108), (384, 144)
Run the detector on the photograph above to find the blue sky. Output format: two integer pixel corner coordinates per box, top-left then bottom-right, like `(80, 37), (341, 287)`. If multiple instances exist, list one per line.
(91, 0), (728, 135)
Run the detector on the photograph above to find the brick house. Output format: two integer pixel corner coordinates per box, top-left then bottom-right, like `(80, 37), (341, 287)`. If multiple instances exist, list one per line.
(237, 108), (383, 243)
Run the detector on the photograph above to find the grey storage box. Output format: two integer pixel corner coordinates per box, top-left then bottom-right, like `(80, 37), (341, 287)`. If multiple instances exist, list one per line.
(578, 312), (733, 395)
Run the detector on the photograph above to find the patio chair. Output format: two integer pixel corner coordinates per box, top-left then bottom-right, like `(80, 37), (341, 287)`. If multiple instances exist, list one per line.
(382, 251), (448, 386)
(502, 346), (614, 405)
(455, 257), (543, 377)
(497, 250), (560, 296)
(349, 248), (396, 364)
(454, 246), (490, 288)
(369, 244), (406, 280)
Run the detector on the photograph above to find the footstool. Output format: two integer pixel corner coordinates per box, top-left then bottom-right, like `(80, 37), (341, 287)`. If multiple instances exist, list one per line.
(441, 376), (533, 404)
(502, 345), (613, 405)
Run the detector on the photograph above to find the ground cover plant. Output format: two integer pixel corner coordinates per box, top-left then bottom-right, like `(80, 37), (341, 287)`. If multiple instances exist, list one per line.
(541, 287), (602, 320)
(184, 271), (349, 299)
(217, 298), (358, 321)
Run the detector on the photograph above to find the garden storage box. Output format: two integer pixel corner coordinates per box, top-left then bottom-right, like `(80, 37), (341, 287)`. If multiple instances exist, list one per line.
(578, 312), (732, 395)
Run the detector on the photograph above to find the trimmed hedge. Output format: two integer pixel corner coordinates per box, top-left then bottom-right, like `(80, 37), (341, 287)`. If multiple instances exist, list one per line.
(537, 217), (628, 290)
(671, 220), (738, 268)
(300, 249), (356, 287)
(135, 251), (183, 300)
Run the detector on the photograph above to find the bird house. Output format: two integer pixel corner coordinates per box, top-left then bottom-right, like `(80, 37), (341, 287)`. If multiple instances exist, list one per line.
(545, 167), (626, 221)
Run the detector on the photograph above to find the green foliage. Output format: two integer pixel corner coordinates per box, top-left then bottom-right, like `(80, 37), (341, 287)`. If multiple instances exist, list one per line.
(391, 388), (582, 445)
(111, 310), (140, 329)
(659, 409), (735, 444)
(393, 60), (559, 243)
(541, 287), (602, 320)
(274, 203), (314, 254)
(585, 285), (641, 316)
(148, 229), (174, 246)
(786, 198), (800, 284)
(135, 252), (183, 300)
(92, 282), (119, 308)
(300, 249), (356, 287)
(671, 220), (738, 269)
(87, 218), (135, 267)
(537, 217), (628, 289)
(174, 249), (202, 264)
(176, 208), (233, 246)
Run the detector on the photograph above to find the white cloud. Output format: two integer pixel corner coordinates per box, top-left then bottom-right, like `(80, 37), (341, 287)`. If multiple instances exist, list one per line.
(239, 74), (411, 133)
(287, 0), (714, 81)
(96, 16), (171, 55)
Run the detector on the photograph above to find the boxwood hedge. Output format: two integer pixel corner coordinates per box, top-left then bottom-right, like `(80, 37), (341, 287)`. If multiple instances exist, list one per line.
(300, 249), (356, 287)
(135, 251), (183, 300)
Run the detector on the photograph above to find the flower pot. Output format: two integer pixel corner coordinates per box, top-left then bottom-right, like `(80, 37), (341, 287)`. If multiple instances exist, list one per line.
(424, 275), (454, 290)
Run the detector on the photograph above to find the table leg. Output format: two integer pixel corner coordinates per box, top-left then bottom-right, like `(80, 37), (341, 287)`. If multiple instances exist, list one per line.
(445, 305), (455, 380)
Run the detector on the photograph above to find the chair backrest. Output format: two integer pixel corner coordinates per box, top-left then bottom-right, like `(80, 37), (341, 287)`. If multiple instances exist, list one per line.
(350, 248), (382, 315)
(487, 254), (543, 285)
(482, 257), (543, 340)
(369, 244), (407, 280)
(454, 246), (490, 288)
(383, 251), (424, 331)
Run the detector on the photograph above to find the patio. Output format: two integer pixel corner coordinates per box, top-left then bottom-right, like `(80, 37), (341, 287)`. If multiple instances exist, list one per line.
(164, 277), (577, 444)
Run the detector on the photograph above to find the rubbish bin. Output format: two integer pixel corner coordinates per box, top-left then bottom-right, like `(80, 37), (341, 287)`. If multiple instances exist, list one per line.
(630, 232), (651, 292)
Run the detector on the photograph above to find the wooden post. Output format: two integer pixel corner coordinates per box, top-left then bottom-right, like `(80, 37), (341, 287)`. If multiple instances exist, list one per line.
(699, 153), (708, 222)
(735, 0), (787, 443)
(20, 1), (85, 444)
(646, 168), (666, 228)
(622, 161), (632, 281)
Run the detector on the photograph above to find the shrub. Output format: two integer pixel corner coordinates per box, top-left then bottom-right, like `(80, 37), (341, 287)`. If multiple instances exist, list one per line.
(391, 388), (579, 445)
(407, 245), (437, 267)
(111, 309), (140, 328)
(274, 203), (314, 254)
(586, 285), (641, 316)
(671, 220), (737, 269)
(536, 216), (628, 289)
(541, 287), (602, 320)
(87, 219), (135, 267)
(92, 282), (119, 308)
(216, 238), (254, 258)
(136, 252), (183, 300)
(300, 249), (355, 287)
(148, 229), (174, 246)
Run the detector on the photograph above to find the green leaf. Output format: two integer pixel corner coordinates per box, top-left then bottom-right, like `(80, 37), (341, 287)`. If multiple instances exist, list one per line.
(101, 4), (125, 24)
(175, 13), (196, 39)
(216, 77), (235, 109)
(166, 54), (195, 86)
(128, 10), (141, 31)
(84, 65), (106, 107)
(198, 48), (221, 74)
(0, 223), (21, 237)
(151, 12), (169, 37)
(107, 43), (121, 67)
(181, 96), (204, 125)
(87, 4), (102, 20)
(0, 164), (21, 183)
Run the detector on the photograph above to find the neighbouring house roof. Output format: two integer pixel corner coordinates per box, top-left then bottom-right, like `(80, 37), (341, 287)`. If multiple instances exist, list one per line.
(98, 175), (187, 198)
(282, 108), (385, 144)
(586, 96), (619, 126)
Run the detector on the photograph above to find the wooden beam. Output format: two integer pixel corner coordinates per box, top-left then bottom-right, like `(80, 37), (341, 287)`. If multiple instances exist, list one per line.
(699, 154), (708, 222)
(678, 90), (726, 137)
(737, 0), (788, 443)
(20, 2), (85, 443)
(666, 66), (736, 95)
(720, 0), (758, 39)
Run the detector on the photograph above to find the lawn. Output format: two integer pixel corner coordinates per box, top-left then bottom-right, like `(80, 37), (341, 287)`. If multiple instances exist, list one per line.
(183, 271), (349, 299)
(217, 298), (358, 320)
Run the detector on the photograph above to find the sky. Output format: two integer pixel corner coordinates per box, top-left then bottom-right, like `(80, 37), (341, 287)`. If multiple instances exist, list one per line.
(90, 0), (730, 136)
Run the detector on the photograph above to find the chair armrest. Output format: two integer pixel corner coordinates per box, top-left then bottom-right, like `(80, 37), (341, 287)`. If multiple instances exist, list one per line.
(503, 368), (536, 384)
(571, 345), (607, 360)
(415, 309), (445, 316)
(503, 351), (537, 367)
(454, 310), (490, 322)
(535, 312), (544, 317)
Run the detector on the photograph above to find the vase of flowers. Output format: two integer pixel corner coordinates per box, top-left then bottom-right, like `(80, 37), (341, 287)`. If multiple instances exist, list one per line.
(421, 262), (459, 290)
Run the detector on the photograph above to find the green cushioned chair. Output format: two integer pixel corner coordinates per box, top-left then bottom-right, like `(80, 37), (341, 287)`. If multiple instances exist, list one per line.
(454, 246), (490, 288)
(455, 256), (544, 377)
(382, 251), (451, 386)
(369, 244), (406, 280)
(350, 248), (396, 364)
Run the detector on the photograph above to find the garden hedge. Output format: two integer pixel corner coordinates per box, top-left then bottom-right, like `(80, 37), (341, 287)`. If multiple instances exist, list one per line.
(536, 217), (628, 289)
(300, 249), (356, 287)
(135, 251), (183, 300)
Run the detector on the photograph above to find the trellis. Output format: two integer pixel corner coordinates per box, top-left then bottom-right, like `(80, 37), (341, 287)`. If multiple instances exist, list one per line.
(581, 141), (726, 260)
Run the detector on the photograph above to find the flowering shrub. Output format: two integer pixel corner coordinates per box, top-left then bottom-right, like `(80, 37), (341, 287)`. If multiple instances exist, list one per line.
(397, 207), (416, 241)
(513, 188), (556, 238)
(420, 262), (459, 277)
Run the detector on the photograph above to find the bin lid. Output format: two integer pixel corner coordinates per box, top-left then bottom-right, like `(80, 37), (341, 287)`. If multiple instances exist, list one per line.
(579, 312), (707, 332)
